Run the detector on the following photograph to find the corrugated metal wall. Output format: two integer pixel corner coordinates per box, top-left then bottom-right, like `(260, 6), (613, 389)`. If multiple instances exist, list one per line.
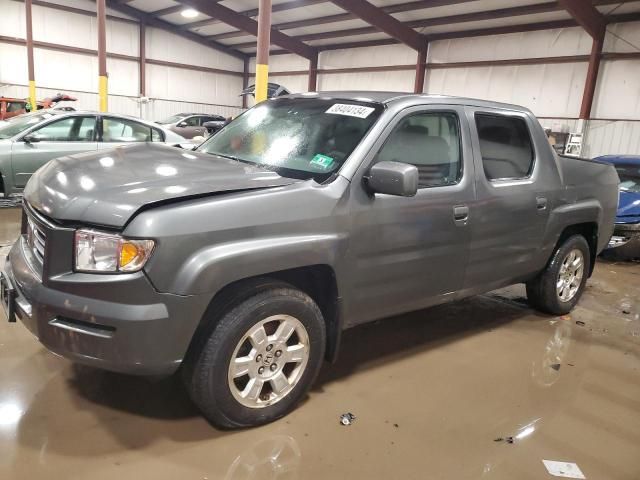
(0, 0), (244, 120)
(254, 24), (640, 157)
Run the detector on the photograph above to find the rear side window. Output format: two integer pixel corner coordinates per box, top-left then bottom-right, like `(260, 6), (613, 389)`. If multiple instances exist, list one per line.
(376, 112), (462, 188)
(102, 118), (153, 142)
(475, 114), (534, 180)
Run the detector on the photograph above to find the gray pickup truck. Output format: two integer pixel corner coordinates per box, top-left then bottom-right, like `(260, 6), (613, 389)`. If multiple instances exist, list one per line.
(1, 92), (618, 428)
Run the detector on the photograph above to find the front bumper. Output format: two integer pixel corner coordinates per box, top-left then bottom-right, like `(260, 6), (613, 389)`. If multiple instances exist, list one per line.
(606, 222), (640, 258)
(2, 237), (209, 375)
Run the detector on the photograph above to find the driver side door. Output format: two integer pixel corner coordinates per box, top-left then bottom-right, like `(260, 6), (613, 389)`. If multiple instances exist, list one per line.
(11, 115), (98, 188)
(345, 105), (476, 325)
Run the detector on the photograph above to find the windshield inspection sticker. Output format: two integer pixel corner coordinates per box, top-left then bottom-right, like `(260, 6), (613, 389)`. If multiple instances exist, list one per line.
(325, 103), (375, 119)
(310, 154), (334, 170)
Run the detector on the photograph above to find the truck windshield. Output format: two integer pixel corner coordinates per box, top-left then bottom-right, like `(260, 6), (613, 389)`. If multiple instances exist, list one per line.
(616, 167), (640, 193)
(0, 112), (56, 139)
(197, 98), (383, 181)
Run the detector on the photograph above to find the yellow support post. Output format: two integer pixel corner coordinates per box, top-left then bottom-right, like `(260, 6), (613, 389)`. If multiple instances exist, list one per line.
(255, 64), (269, 103)
(99, 76), (108, 112)
(255, 0), (271, 104)
(28, 82), (37, 113)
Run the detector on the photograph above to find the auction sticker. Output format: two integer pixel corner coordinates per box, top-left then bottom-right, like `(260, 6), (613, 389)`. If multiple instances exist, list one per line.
(310, 154), (335, 169)
(325, 103), (375, 119)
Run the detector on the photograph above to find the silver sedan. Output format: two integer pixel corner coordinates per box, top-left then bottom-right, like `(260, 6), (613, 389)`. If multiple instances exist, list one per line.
(0, 110), (186, 196)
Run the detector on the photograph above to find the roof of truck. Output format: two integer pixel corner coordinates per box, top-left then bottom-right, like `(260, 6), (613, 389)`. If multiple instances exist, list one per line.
(286, 91), (532, 113)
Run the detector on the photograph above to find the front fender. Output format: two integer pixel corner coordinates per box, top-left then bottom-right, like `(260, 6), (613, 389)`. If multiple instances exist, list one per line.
(160, 234), (347, 296)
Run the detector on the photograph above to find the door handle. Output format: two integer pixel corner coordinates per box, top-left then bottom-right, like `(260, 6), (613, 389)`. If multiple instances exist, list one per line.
(536, 196), (548, 210)
(453, 205), (469, 224)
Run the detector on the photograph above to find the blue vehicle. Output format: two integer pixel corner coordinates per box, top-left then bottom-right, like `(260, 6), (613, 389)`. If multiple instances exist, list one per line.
(596, 155), (640, 259)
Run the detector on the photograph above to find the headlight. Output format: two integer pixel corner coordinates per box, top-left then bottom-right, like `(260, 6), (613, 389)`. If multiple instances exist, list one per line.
(75, 229), (154, 273)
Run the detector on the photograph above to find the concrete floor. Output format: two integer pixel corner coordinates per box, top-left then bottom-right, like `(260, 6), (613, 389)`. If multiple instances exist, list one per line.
(0, 206), (638, 480)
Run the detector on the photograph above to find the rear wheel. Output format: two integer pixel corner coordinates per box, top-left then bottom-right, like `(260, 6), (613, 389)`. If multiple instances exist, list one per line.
(183, 283), (326, 429)
(526, 235), (591, 315)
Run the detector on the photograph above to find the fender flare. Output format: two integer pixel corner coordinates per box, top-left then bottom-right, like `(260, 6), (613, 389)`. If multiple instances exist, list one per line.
(165, 233), (347, 297)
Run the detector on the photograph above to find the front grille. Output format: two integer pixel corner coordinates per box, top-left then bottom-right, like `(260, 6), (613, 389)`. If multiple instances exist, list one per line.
(26, 213), (47, 264)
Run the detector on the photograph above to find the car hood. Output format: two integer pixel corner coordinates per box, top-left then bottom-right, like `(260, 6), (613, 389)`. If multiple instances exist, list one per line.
(24, 143), (302, 228)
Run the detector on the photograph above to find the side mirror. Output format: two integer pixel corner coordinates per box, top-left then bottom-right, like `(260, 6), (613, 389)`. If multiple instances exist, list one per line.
(366, 161), (418, 197)
(23, 133), (41, 143)
(177, 122), (188, 128)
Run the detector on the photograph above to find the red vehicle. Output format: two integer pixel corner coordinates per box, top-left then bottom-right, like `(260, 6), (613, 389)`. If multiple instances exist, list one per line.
(0, 93), (76, 120)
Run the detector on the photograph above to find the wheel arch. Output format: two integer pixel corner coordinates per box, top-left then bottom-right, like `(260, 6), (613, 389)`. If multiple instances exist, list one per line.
(554, 222), (598, 276)
(183, 264), (343, 367)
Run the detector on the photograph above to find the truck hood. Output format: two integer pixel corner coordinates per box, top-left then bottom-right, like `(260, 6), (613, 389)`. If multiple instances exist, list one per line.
(616, 190), (640, 224)
(24, 143), (302, 228)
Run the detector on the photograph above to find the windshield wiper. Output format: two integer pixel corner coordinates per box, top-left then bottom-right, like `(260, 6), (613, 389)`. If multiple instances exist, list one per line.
(208, 152), (254, 165)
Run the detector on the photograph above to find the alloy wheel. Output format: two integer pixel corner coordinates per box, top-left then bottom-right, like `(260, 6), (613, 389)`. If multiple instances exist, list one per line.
(227, 314), (310, 409)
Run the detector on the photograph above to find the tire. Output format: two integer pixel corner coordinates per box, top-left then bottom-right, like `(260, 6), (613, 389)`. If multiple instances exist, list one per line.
(526, 234), (591, 315)
(183, 282), (326, 429)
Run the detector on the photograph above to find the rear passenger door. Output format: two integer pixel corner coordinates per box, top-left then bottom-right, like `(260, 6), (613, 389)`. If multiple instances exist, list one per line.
(463, 107), (553, 291)
(347, 105), (475, 324)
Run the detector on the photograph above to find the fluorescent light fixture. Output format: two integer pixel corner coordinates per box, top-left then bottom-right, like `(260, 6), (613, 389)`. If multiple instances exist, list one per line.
(181, 8), (199, 18)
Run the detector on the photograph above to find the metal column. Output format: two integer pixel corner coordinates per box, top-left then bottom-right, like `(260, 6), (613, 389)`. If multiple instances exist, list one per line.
(414, 47), (427, 94)
(255, 0), (272, 103)
(308, 52), (318, 92)
(139, 22), (146, 97)
(97, 0), (108, 112)
(25, 0), (37, 112)
(579, 34), (604, 119)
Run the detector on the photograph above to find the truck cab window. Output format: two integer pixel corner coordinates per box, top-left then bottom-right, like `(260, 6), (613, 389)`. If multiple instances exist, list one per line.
(476, 114), (534, 180)
(376, 112), (462, 188)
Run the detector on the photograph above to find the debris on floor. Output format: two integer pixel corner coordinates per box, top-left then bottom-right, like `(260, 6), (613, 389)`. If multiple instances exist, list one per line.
(542, 460), (586, 479)
(339, 412), (356, 426)
(550, 363), (561, 371)
(493, 436), (514, 444)
(575, 321), (586, 326)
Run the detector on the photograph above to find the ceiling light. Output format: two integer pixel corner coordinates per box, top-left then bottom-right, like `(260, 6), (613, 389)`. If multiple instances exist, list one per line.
(181, 8), (199, 18)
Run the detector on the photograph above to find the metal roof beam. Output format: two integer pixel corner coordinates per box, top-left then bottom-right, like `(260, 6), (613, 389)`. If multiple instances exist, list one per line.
(330, 0), (425, 50)
(104, 0), (246, 59)
(174, 0), (317, 59)
(557, 0), (606, 38)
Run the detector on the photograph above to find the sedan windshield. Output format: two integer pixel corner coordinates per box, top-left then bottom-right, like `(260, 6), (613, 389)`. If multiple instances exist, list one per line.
(197, 98), (383, 181)
(0, 111), (57, 139)
(616, 166), (640, 193)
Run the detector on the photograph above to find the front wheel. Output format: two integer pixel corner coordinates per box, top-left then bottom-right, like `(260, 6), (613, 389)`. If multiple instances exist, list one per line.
(183, 283), (326, 429)
(526, 235), (591, 315)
